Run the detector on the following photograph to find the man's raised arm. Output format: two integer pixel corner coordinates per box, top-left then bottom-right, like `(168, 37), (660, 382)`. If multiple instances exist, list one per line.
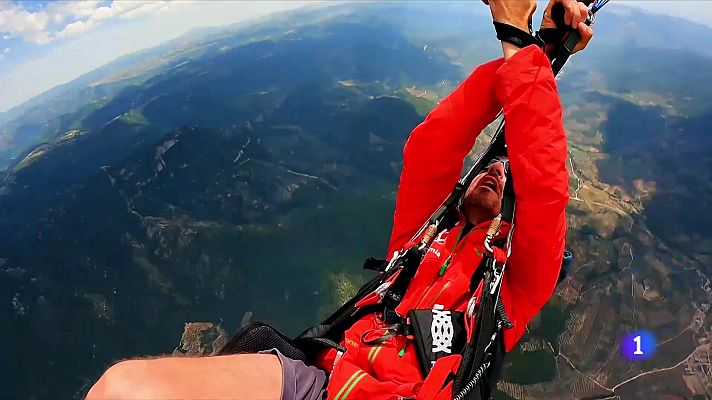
(494, 45), (569, 351)
(387, 59), (504, 256)
(485, 0), (592, 350)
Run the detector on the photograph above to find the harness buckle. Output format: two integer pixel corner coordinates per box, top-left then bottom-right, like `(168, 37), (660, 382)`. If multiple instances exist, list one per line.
(490, 266), (503, 295)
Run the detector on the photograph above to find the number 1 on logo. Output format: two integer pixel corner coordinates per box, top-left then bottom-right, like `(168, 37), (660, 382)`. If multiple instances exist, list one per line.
(633, 335), (644, 355)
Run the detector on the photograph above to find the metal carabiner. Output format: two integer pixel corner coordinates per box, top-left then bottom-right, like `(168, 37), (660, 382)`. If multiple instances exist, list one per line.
(483, 214), (502, 254)
(489, 262), (503, 295)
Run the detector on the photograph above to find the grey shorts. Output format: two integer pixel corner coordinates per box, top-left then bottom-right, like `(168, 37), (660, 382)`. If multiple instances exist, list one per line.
(262, 349), (327, 400)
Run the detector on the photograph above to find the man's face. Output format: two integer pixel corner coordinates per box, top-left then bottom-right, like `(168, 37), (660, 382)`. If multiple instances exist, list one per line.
(463, 160), (507, 224)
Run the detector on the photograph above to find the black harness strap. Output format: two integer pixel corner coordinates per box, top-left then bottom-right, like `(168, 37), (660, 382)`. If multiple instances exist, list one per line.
(453, 260), (501, 396)
(380, 246), (426, 323)
(363, 257), (388, 272)
(493, 21), (545, 49)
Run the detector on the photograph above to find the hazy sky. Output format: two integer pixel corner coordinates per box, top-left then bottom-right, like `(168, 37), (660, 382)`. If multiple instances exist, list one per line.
(0, 1), (710, 113)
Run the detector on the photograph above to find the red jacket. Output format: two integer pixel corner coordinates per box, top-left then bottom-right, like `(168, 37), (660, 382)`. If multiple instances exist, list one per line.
(321, 46), (569, 400)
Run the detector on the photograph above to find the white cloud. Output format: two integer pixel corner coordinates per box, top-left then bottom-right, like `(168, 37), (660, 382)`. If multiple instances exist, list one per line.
(46, 1), (101, 24)
(0, 2), (51, 44)
(56, 20), (92, 38)
(56, 1), (175, 39)
(91, 6), (115, 22)
(1, 1), (176, 44)
(3, 47), (8, 53)
(65, 1), (102, 18)
(118, 1), (173, 19)
(0, 1), (321, 112)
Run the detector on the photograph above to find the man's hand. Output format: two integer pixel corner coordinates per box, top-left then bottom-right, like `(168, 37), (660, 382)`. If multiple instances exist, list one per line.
(483, 0), (537, 33)
(483, 0), (538, 59)
(540, 0), (594, 53)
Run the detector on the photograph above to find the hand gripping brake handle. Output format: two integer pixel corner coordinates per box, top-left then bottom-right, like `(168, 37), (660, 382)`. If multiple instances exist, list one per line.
(549, 1), (591, 75)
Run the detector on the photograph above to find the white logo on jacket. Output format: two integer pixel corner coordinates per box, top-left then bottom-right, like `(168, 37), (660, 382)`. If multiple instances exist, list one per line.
(433, 230), (448, 245)
(431, 304), (454, 354)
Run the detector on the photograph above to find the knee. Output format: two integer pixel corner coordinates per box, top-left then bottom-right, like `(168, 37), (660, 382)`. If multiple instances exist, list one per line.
(86, 360), (147, 400)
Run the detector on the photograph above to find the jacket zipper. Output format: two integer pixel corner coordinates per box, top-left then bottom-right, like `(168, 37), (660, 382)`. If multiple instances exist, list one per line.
(438, 225), (467, 276)
(423, 224), (488, 309)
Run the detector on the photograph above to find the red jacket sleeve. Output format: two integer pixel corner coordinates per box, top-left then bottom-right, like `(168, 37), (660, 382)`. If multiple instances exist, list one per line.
(494, 46), (569, 351)
(386, 58), (505, 257)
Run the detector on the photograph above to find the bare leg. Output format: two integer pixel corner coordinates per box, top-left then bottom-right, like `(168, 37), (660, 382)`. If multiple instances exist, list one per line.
(86, 354), (283, 400)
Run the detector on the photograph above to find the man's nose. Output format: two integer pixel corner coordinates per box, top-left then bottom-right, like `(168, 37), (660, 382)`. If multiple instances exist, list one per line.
(489, 162), (504, 179)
